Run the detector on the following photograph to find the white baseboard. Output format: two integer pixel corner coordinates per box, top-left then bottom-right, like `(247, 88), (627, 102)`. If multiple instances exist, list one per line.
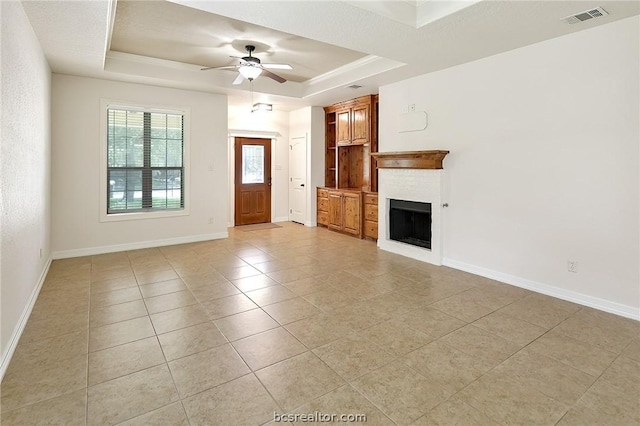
(1, 256), (52, 381)
(443, 258), (639, 321)
(53, 232), (228, 259)
(273, 216), (289, 223)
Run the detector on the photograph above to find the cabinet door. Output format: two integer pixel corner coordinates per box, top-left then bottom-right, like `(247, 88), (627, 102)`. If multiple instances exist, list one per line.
(351, 104), (369, 145)
(342, 192), (361, 236)
(328, 191), (343, 231)
(336, 109), (351, 145)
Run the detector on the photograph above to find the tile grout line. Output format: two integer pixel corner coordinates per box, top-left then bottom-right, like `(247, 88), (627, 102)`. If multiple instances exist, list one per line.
(7, 224), (637, 425)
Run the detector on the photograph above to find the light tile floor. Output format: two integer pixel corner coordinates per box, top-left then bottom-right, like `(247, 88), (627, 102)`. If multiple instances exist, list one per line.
(1, 223), (639, 425)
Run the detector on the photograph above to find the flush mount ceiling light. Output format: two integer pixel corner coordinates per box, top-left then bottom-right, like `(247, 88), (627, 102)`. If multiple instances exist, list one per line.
(252, 103), (273, 113)
(238, 65), (262, 81)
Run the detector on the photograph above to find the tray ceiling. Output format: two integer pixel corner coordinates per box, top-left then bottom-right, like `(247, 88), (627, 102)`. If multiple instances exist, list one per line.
(110, 0), (368, 84)
(20, 0), (640, 109)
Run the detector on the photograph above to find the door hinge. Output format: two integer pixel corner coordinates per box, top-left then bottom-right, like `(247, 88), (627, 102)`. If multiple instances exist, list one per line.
(290, 209), (292, 213)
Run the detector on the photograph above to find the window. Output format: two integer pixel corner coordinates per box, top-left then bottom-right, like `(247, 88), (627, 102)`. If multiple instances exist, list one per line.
(241, 145), (265, 184)
(106, 108), (185, 214)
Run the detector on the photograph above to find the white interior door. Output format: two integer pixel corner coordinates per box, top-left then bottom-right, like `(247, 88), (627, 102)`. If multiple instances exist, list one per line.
(289, 135), (307, 224)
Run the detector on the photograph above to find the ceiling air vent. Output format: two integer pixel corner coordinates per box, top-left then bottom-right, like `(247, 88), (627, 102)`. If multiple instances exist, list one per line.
(561, 7), (608, 24)
(346, 84), (363, 90)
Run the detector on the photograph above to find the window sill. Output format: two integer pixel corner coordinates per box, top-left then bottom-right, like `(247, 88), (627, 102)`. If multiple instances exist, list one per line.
(99, 208), (190, 223)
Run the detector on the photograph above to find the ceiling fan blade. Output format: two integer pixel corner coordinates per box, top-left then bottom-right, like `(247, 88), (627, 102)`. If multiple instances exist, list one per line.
(232, 73), (245, 85)
(261, 69), (287, 84)
(261, 63), (293, 70)
(201, 65), (238, 71)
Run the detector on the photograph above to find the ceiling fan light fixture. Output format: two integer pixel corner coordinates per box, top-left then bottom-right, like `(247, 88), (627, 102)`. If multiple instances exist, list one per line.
(239, 65), (262, 80)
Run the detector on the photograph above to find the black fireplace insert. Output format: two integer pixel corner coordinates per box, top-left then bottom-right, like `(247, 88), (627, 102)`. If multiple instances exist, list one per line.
(389, 199), (432, 249)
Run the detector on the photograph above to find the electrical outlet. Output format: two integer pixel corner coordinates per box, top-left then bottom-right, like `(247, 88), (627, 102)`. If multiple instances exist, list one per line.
(409, 103), (416, 112)
(567, 260), (578, 273)
(208, 217), (214, 225)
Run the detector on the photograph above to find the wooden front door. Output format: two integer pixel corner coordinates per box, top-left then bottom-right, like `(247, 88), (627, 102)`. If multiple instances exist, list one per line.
(235, 138), (271, 225)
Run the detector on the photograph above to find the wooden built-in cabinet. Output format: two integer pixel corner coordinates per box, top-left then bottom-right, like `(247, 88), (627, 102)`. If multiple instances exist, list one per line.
(336, 110), (351, 145)
(328, 191), (342, 230)
(323, 95), (377, 190)
(337, 103), (370, 145)
(328, 190), (362, 237)
(318, 187), (362, 238)
(318, 95), (379, 239)
(317, 188), (329, 226)
(363, 191), (378, 240)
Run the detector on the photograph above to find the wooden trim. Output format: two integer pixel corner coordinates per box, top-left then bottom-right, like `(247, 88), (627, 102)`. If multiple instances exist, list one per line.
(324, 94), (373, 113)
(234, 138), (272, 225)
(371, 150), (449, 169)
(228, 129), (280, 138)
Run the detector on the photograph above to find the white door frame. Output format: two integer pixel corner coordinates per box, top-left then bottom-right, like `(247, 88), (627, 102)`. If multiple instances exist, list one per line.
(289, 135), (307, 224)
(228, 129), (280, 227)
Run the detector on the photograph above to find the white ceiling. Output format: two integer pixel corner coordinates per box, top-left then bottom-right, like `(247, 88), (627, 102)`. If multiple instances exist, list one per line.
(110, 0), (368, 83)
(22, 0), (640, 111)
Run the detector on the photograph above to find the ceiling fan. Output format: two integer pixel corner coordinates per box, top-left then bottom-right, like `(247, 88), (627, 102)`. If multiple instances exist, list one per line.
(201, 45), (292, 84)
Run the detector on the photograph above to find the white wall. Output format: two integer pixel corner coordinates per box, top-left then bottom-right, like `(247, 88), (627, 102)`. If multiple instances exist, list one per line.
(1, 1), (52, 375)
(228, 105), (290, 223)
(289, 106), (325, 226)
(379, 16), (640, 318)
(51, 75), (228, 256)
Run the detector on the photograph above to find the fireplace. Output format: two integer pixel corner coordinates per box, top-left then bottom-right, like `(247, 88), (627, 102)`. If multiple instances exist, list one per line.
(372, 150), (449, 266)
(389, 200), (432, 249)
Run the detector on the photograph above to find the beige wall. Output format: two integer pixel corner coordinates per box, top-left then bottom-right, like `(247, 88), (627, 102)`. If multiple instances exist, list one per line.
(1, 1), (52, 375)
(51, 75), (229, 257)
(379, 16), (640, 318)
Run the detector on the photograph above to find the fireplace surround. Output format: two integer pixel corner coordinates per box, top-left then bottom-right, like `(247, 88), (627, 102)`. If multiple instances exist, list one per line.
(372, 150), (449, 266)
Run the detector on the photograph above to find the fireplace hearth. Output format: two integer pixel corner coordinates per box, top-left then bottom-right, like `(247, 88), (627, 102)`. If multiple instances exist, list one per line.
(389, 199), (432, 249)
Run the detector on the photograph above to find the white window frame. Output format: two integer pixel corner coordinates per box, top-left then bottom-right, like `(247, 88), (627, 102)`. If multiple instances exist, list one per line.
(99, 99), (191, 222)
